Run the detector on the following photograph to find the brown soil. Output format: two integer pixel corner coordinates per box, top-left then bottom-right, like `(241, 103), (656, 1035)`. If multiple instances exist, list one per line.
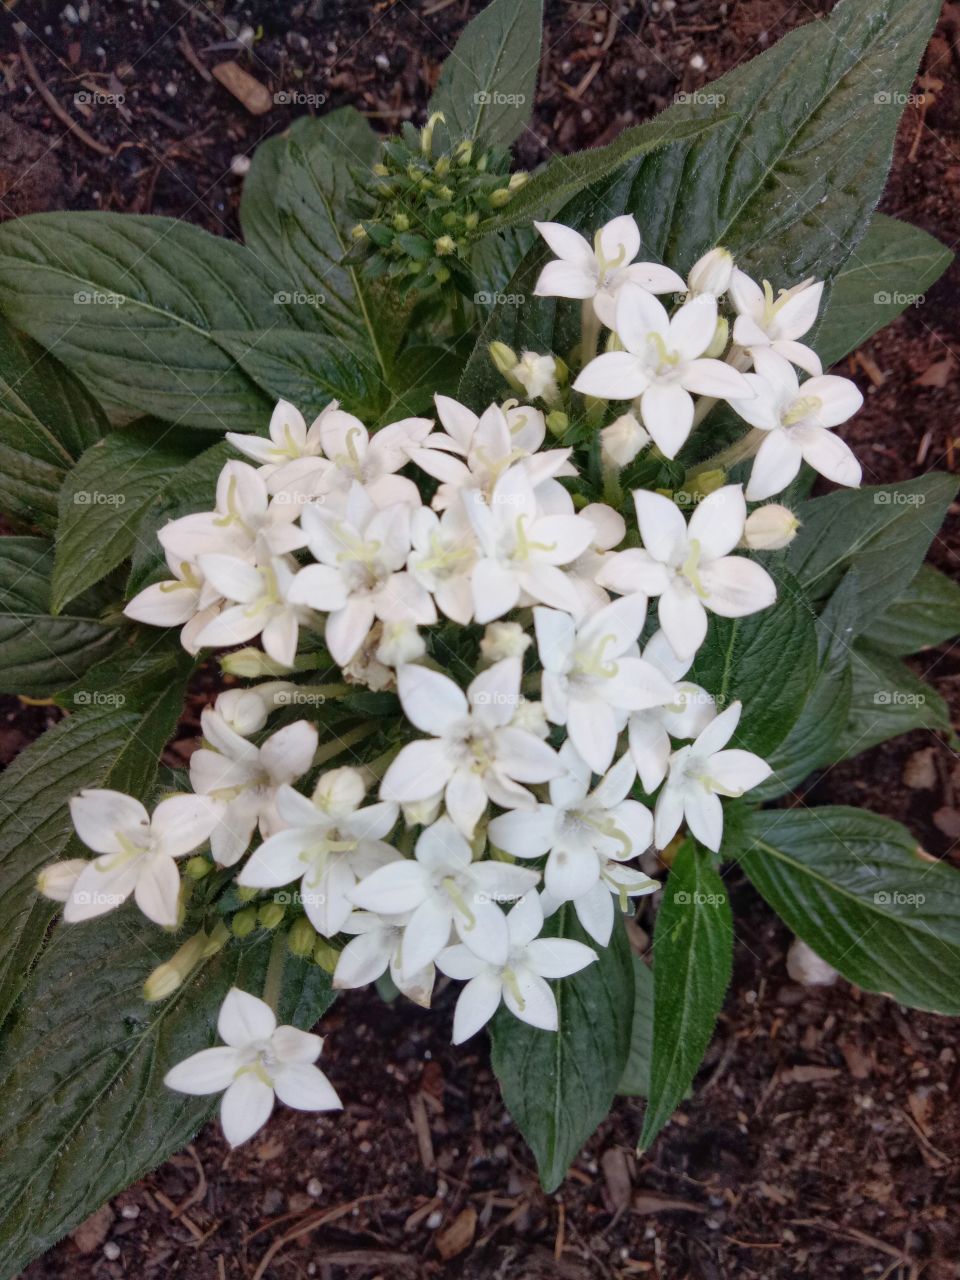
(2, 1), (959, 1277)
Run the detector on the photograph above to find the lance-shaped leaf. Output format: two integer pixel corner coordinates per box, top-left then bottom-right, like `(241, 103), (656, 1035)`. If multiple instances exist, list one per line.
(737, 807), (960, 1014)
(860, 564), (960, 656)
(490, 906), (633, 1192)
(834, 642), (954, 760)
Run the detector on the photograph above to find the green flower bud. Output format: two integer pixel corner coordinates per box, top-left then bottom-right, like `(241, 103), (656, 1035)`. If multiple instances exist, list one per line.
(489, 188), (511, 208)
(220, 648), (291, 678)
(288, 916), (318, 958)
(237, 885), (260, 903)
(231, 907), (258, 938)
(546, 410), (569, 438)
(313, 939), (339, 972)
(372, 163), (390, 177)
(434, 234), (456, 256)
(185, 855), (212, 880)
(508, 171), (529, 191)
(489, 341), (519, 375)
(463, 211), (480, 231)
(433, 265), (451, 284)
(258, 902), (285, 930)
(392, 213), (410, 233)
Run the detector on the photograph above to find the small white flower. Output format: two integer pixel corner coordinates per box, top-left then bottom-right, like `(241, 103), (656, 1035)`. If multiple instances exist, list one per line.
(238, 769), (399, 937)
(349, 817), (539, 976)
(124, 549), (223, 655)
(573, 286), (752, 458)
(600, 412), (650, 468)
(407, 503), (477, 625)
(466, 464), (594, 623)
(190, 712), (318, 866)
(626, 630), (716, 793)
(489, 743), (656, 909)
(287, 483), (436, 666)
(566, 502), (627, 614)
(534, 595), (676, 773)
(533, 215), (685, 327)
(436, 893), (597, 1043)
(226, 398), (328, 479)
(194, 554), (313, 667)
(381, 659), (562, 838)
(163, 987), (341, 1147)
(687, 247), (734, 299)
(742, 503), (800, 551)
(728, 351), (863, 501)
(511, 352), (559, 403)
(65, 790), (221, 926)
(596, 486), (777, 661)
(333, 911), (435, 1007)
(654, 701), (771, 852)
(728, 270), (824, 376)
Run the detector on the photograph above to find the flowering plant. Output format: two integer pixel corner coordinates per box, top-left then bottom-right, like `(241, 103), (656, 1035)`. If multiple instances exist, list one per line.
(0, 0), (957, 1267)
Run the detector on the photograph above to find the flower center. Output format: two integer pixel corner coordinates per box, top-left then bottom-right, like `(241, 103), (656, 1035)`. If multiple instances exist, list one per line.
(782, 395), (822, 427)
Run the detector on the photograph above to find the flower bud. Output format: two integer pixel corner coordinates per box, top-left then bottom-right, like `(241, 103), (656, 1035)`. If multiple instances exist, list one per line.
(434, 155), (451, 179)
(350, 223), (368, 241)
(402, 793), (444, 828)
(454, 140), (473, 166)
(214, 688), (270, 736)
(508, 171), (529, 191)
(434, 234), (456, 257)
(36, 858), (87, 903)
(288, 916), (318, 958)
(185, 855), (212, 880)
(376, 620), (425, 667)
(511, 699), (550, 739)
(232, 907), (258, 938)
(481, 621), (531, 663)
(689, 468), (726, 498)
(489, 188), (511, 208)
(220, 648), (291, 678)
(143, 961), (184, 1002)
(313, 766), (366, 818)
(392, 213), (410, 233)
(312, 939), (339, 972)
(421, 110), (445, 156)
(687, 246), (734, 297)
(372, 163), (390, 178)
(742, 503), (799, 551)
(489, 341), (519, 378)
(511, 352), (559, 404)
(463, 211), (479, 231)
(259, 902), (285, 930)
(704, 315), (729, 359)
(433, 265), (451, 284)
(546, 409), (569, 438)
(600, 412), (650, 468)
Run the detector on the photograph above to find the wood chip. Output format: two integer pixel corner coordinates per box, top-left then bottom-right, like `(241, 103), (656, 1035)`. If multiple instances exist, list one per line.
(601, 1147), (633, 1214)
(632, 1191), (706, 1215)
(915, 354), (954, 388)
(779, 1064), (840, 1085)
(71, 1204), (114, 1254)
(933, 807), (960, 839)
(212, 61), (273, 115)
(434, 1206), (476, 1260)
(409, 1092), (435, 1170)
(903, 747), (938, 789)
(838, 1038), (872, 1080)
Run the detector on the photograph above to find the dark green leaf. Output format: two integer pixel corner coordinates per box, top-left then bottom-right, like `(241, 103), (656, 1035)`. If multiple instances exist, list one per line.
(641, 841), (732, 1148)
(0, 537), (119, 696)
(617, 957), (654, 1097)
(0, 213), (280, 430)
(787, 474), (958, 624)
(813, 214), (953, 367)
(861, 563), (960, 656)
(0, 916), (334, 1276)
(835, 642), (953, 760)
(0, 653), (193, 1028)
(0, 314), (107, 535)
(689, 567), (818, 757)
(428, 0), (543, 148)
(52, 423), (207, 612)
(490, 906), (633, 1192)
(737, 807), (960, 1014)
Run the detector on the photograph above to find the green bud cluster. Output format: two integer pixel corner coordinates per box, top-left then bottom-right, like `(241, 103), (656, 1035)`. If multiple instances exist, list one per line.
(346, 112), (528, 297)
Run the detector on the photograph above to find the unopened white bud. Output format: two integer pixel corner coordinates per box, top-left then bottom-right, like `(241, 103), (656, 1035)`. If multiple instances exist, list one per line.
(511, 699), (549, 739)
(600, 412), (650, 468)
(313, 766), (366, 818)
(480, 621), (531, 663)
(376, 620), (426, 667)
(36, 858), (87, 903)
(214, 688), (270, 736)
(511, 352), (559, 403)
(402, 793), (444, 828)
(742, 503), (799, 551)
(786, 937), (838, 987)
(220, 648), (291, 678)
(687, 246), (733, 297)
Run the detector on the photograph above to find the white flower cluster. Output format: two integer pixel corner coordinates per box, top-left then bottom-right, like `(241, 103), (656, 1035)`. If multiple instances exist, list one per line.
(40, 212), (867, 1148)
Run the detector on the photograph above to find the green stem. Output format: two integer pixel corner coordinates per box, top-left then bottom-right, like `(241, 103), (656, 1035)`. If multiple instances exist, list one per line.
(312, 721), (380, 769)
(262, 927), (286, 1014)
(579, 299), (601, 368)
(686, 428), (766, 481)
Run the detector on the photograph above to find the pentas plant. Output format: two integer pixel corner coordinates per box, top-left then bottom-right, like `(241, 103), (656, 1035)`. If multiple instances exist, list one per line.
(0, 0), (957, 1265)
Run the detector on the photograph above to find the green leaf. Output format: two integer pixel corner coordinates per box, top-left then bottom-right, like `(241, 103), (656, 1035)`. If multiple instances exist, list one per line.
(428, 0), (543, 148)
(689, 567), (818, 757)
(0, 916), (334, 1276)
(835, 642), (953, 760)
(382, 343), (466, 417)
(754, 570), (859, 800)
(813, 213), (953, 367)
(0, 652), (193, 1029)
(641, 841), (732, 1149)
(0, 213), (280, 430)
(0, 537), (120, 697)
(0, 314), (107, 535)
(788, 474), (958, 625)
(214, 329), (381, 420)
(737, 807), (960, 1014)
(490, 906), (633, 1192)
(861, 564), (960, 656)
(52, 423), (207, 613)
(617, 957), (654, 1097)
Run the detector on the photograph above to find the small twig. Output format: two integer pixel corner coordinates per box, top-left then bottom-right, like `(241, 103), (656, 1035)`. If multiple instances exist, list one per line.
(17, 39), (113, 156)
(249, 1196), (388, 1280)
(178, 28), (213, 82)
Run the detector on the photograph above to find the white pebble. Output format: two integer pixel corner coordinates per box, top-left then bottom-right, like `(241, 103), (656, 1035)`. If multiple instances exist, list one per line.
(786, 937), (839, 987)
(375, 53), (390, 71)
(306, 1177), (323, 1197)
(426, 1209), (444, 1229)
(689, 53), (706, 70)
(103, 1242), (120, 1261)
(231, 154), (252, 177)
(120, 1204), (140, 1220)
(164, 81), (177, 97)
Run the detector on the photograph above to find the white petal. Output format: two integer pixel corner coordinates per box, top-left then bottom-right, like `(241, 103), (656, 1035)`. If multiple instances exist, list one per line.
(457, 896), (510, 967)
(669, 294), (716, 359)
(574, 880), (615, 946)
(658, 584), (707, 662)
(639, 383), (694, 459)
(436, 943), (488, 981)
(472, 558), (521, 624)
(507, 891), (545, 947)
(488, 807), (556, 858)
(525, 937), (597, 979)
(152, 794), (221, 858)
(628, 715), (672, 793)
(261, 720), (318, 784)
(415, 817), (473, 872)
(64, 857), (139, 922)
(682, 357), (751, 399)
(534, 221), (595, 269)
(709, 748), (772, 795)
(615, 283), (670, 350)
(194, 605), (264, 650)
(773, 281), (823, 340)
(164, 1046), (243, 1094)
(124, 581), (199, 627)
(451, 971), (503, 1044)
(796, 427), (862, 489)
(534, 259), (598, 299)
(545, 844), (600, 901)
(745, 429), (803, 501)
(273, 1062), (341, 1111)
(218, 988), (277, 1046)
(771, 339), (822, 376)
(325, 598), (376, 665)
(699, 556), (777, 618)
(286, 563), (349, 612)
(134, 853), (181, 927)
(654, 781), (685, 849)
(349, 859), (430, 914)
(683, 787), (724, 852)
(533, 606), (575, 674)
(70, 790), (149, 855)
(687, 484), (746, 560)
(573, 352), (649, 400)
(197, 554), (262, 604)
(504, 968), (557, 1031)
(445, 766), (489, 839)
(381, 740), (455, 803)
(220, 1074), (275, 1147)
(566, 697), (618, 774)
(595, 548), (672, 597)
(633, 490), (687, 565)
(333, 927), (390, 989)
(237, 829), (309, 888)
(401, 894), (454, 974)
(271, 1024), (324, 1064)
(397, 663), (467, 735)
(694, 700), (742, 755)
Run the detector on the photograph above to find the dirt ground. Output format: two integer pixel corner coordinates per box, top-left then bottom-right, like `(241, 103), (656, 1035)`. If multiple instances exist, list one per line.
(1, 1), (959, 1277)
